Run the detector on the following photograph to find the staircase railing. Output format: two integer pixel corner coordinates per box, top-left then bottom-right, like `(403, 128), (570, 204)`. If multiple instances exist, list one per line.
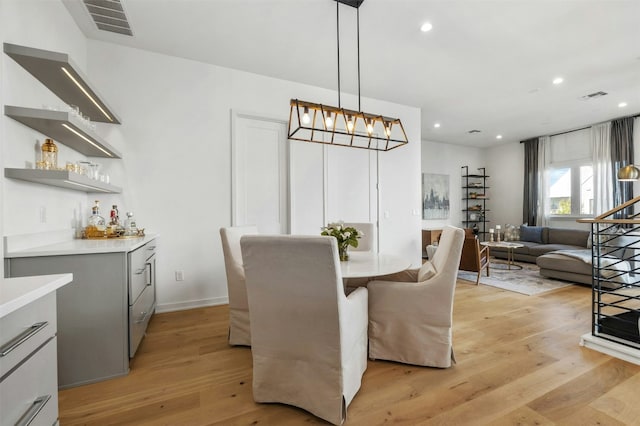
(578, 195), (640, 349)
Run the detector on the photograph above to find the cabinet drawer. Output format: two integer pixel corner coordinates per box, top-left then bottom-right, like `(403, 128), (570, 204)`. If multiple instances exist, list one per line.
(129, 284), (155, 357)
(0, 292), (56, 378)
(0, 336), (58, 426)
(128, 242), (157, 304)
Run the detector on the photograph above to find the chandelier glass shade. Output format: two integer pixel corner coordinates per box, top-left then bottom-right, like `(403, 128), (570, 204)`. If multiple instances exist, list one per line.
(288, 99), (408, 151)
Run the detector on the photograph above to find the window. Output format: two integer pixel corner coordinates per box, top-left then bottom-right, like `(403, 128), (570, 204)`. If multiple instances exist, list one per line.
(549, 164), (593, 216)
(546, 128), (593, 217)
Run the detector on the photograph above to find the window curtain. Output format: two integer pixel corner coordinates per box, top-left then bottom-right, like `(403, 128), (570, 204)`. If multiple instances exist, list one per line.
(522, 137), (539, 225)
(592, 122), (613, 215)
(538, 136), (551, 226)
(611, 117), (635, 219)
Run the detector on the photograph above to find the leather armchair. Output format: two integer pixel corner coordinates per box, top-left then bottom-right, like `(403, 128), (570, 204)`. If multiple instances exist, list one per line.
(367, 225), (465, 368)
(240, 235), (368, 425)
(219, 225), (258, 346)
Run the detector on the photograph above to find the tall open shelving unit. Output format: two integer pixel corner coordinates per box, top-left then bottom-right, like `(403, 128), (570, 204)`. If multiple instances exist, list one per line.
(461, 166), (490, 240)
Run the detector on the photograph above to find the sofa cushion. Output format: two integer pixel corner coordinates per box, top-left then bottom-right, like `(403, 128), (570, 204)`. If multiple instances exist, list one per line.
(536, 252), (593, 275)
(548, 228), (590, 247)
(520, 226), (544, 243)
(528, 243), (585, 257)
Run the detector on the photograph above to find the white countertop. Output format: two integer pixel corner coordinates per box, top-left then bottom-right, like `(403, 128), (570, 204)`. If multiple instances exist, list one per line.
(5, 234), (158, 258)
(0, 273), (73, 318)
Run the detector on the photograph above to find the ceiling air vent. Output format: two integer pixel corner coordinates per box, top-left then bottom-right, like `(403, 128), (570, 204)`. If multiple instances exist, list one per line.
(468, 129), (481, 134)
(83, 0), (133, 36)
(582, 91), (608, 100)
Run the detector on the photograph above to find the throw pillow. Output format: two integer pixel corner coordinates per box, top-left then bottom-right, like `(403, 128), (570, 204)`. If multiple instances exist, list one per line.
(418, 261), (437, 282)
(504, 224), (520, 241)
(520, 225), (543, 243)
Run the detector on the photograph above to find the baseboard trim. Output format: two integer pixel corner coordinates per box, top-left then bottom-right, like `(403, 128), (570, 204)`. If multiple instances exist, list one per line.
(580, 333), (640, 365)
(156, 296), (229, 313)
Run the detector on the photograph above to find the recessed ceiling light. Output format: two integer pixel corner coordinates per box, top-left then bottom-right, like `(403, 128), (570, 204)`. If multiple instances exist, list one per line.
(420, 22), (433, 32)
(619, 102), (628, 108)
(552, 77), (564, 85)
(496, 135), (503, 139)
(433, 123), (440, 128)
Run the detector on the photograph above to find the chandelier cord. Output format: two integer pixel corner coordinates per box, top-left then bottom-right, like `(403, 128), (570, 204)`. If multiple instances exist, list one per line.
(357, 7), (361, 111)
(336, 1), (341, 109)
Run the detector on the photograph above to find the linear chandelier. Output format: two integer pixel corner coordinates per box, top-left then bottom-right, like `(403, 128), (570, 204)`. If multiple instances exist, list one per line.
(287, 0), (409, 152)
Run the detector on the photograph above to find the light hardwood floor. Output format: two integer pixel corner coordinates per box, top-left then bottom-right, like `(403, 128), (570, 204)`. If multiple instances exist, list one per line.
(59, 281), (640, 425)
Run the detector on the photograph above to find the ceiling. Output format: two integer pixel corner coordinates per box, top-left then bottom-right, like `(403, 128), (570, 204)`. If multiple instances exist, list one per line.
(63, 0), (640, 148)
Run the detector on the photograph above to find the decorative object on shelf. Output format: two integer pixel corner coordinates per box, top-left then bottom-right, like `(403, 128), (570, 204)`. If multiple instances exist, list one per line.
(287, 1), (408, 152)
(40, 138), (58, 170)
(422, 173), (450, 220)
(489, 228), (495, 242)
(321, 221), (363, 261)
(495, 225), (501, 242)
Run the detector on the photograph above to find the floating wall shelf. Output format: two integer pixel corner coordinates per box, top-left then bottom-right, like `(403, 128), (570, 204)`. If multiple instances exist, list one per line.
(3, 42), (121, 124)
(5, 168), (122, 193)
(5, 106), (122, 158)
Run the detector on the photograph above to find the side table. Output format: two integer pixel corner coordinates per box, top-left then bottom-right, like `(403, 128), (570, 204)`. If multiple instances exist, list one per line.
(480, 241), (524, 270)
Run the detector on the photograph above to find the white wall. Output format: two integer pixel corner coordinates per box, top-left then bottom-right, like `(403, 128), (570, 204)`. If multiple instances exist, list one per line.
(421, 140), (486, 230)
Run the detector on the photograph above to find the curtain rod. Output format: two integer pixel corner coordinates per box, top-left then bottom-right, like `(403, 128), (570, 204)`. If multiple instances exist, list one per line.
(519, 112), (640, 143)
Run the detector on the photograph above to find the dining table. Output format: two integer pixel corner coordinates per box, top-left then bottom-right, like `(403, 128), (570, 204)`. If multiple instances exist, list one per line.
(340, 251), (412, 279)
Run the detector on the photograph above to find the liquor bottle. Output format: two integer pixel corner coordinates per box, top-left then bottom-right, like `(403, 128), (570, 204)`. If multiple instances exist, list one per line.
(110, 205), (119, 226)
(124, 212), (138, 236)
(85, 200), (106, 238)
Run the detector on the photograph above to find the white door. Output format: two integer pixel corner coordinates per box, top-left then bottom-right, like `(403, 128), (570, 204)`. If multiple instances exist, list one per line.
(232, 113), (289, 234)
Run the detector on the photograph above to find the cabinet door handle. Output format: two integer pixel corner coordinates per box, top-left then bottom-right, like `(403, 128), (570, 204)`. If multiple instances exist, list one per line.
(15, 395), (51, 426)
(135, 267), (145, 275)
(147, 245), (156, 251)
(0, 321), (48, 357)
(145, 262), (153, 286)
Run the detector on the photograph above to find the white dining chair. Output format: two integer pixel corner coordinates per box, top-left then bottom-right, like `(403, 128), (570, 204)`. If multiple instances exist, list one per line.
(342, 222), (375, 252)
(367, 225), (465, 368)
(241, 234), (368, 425)
(219, 225), (258, 346)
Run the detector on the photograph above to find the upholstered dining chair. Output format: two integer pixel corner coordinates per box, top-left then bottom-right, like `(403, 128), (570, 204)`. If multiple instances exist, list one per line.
(240, 235), (368, 425)
(342, 222), (375, 252)
(459, 234), (490, 285)
(367, 225), (465, 368)
(219, 225), (258, 346)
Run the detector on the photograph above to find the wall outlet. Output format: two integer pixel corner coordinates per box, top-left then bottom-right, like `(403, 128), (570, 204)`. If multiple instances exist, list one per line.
(175, 270), (184, 281)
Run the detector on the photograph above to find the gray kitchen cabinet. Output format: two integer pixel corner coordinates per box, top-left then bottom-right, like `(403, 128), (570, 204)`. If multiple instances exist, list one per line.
(0, 274), (72, 426)
(5, 238), (157, 389)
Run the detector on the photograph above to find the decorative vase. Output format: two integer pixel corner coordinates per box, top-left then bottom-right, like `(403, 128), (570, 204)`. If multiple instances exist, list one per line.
(338, 243), (350, 261)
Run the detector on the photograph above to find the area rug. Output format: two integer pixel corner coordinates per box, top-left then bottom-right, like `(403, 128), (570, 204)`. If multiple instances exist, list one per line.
(457, 262), (573, 295)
